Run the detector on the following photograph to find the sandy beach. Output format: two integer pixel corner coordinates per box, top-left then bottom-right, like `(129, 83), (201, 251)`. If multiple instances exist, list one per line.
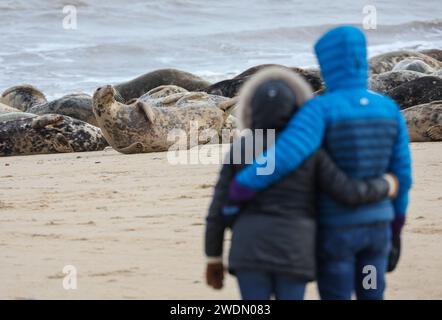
(0, 143), (441, 300)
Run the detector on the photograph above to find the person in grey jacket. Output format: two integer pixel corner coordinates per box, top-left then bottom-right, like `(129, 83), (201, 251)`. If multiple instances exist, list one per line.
(204, 67), (398, 300)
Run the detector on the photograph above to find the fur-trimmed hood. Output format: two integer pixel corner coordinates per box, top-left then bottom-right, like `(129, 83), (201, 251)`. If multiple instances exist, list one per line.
(235, 67), (313, 130)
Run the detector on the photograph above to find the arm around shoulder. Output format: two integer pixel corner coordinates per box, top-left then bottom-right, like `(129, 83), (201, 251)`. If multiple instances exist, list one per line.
(316, 150), (392, 206)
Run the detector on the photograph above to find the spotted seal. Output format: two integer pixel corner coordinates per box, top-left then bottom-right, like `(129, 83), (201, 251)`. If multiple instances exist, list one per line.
(139, 85), (239, 142)
(369, 50), (441, 74)
(0, 114), (108, 156)
(0, 85), (47, 111)
(114, 69), (211, 102)
(369, 70), (426, 93)
(92, 85), (236, 154)
(27, 93), (98, 126)
(402, 101), (442, 142)
(387, 76), (442, 109)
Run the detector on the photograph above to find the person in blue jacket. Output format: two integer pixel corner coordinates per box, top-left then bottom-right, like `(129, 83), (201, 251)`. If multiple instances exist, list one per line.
(226, 26), (413, 300)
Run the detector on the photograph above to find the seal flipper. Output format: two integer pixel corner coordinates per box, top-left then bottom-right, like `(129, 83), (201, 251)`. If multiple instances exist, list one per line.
(116, 142), (145, 154)
(52, 133), (74, 153)
(136, 101), (156, 123)
(218, 96), (238, 115)
(427, 125), (442, 141)
(31, 114), (64, 129)
(162, 92), (187, 105)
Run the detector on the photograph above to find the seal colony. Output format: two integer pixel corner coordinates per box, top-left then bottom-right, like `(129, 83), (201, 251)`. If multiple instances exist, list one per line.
(1, 48), (442, 157)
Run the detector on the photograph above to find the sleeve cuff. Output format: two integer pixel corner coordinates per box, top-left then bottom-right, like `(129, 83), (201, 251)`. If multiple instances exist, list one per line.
(206, 256), (223, 264)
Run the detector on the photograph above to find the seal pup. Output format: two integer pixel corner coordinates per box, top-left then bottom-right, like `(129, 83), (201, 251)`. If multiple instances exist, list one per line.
(27, 93), (98, 126)
(114, 69), (211, 102)
(0, 85), (47, 111)
(387, 76), (442, 109)
(369, 70), (426, 93)
(92, 85), (235, 154)
(0, 114), (108, 156)
(402, 101), (442, 142)
(369, 50), (441, 74)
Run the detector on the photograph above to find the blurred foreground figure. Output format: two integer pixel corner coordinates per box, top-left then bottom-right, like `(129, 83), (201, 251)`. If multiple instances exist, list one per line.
(226, 26), (412, 300)
(205, 67), (397, 300)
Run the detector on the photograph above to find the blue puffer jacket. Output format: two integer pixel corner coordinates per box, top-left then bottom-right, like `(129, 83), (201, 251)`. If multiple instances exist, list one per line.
(235, 26), (413, 226)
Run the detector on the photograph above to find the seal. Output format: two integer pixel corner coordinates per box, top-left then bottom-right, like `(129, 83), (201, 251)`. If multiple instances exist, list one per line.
(0, 102), (22, 114)
(92, 85), (236, 154)
(0, 112), (36, 123)
(139, 85), (239, 143)
(369, 70), (426, 93)
(0, 114), (108, 156)
(369, 50), (441, 74)
(0, 85), (47, 111)
(114, 69), (211, 102)
(419, 49), (442, 62)
(402, 101), (442, 142)
(392, 59), (435, 74)
(202, 64), (323, 98)
(27, 93), (98, 126)
(136, 85), (191, 106)
(387, 76), (442, 109)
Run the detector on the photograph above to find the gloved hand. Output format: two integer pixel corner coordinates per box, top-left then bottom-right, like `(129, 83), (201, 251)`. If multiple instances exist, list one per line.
(206, 262), (224, 289)
(228, 178), (256, 203)
(387, 233), (401, 272)
(387, 216), (405, 272)
(222, 178), (256, 217)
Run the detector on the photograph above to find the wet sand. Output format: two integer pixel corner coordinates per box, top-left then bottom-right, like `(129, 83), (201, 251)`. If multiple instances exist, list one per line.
(0, 143), (441, 299)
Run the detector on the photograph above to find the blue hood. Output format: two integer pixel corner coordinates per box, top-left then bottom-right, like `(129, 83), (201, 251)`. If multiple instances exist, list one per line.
(314, 26), (368, 91)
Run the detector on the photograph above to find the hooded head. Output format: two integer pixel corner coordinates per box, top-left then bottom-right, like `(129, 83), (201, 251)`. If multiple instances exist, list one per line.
(314, 26), (368, 91)
(236, 67), (313, 131)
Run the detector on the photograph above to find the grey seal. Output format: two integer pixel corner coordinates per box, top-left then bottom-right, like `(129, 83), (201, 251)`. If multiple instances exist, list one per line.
(0, 114), (108, 156)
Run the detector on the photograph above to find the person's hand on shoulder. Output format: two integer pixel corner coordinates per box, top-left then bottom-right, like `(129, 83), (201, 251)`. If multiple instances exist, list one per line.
(384, 173), (399, 198)
(222, 178), (256, 216)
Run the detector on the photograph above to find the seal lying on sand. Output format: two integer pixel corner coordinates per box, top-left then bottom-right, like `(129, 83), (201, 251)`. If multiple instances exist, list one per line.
(0, 114), (108, 156)
(27, 93), (98, 126)
(387, 76), (442, 109)
(92, 85), (235, 154)
(402, 101), (442, 142)
(202, 64), (323, 97)
(0, 85), (47, 111)
(369, 70), (426, 93)
(369, 50), (441, 74)
(114, 69), (211, 102)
